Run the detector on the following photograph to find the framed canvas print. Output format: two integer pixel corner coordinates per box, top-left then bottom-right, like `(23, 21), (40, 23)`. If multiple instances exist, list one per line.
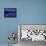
(4, 8), (17, 17)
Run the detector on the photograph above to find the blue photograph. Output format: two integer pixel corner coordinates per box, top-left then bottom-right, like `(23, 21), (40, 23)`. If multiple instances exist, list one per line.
(4, 8), (17, 17)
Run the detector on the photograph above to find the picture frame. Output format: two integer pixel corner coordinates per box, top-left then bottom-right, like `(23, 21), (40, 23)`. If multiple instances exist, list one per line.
(4, 8), (17, 18)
